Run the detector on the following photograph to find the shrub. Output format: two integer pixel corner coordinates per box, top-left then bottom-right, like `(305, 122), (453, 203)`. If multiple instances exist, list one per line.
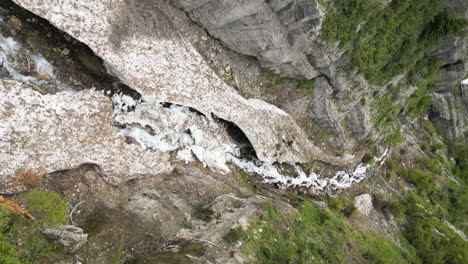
(383, 129), (404, 147)
(363, 153), (376, 165)
(223, 227), (246, 244)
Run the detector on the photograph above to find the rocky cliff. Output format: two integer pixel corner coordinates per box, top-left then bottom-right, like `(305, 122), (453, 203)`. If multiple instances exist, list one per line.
(173, 0), (467, 149)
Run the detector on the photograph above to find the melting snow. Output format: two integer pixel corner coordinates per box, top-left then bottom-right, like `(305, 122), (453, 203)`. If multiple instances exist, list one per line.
(31, 54), (55, 77)
(112, 93), (384, 190)
(0, 18), (58, 87)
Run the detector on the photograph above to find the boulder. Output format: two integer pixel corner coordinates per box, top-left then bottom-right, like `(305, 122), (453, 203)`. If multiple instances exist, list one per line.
(43, 225), (88, 253)
(354, 193), (373, 216)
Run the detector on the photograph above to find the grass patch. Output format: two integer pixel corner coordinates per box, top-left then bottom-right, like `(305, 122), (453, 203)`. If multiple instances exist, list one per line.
(377, 142), (468, 263)
(23, 189), (69, 226)
(241, 200), (413, 263)
(296, 79), (316, 94)
(263, 70), (284, 88)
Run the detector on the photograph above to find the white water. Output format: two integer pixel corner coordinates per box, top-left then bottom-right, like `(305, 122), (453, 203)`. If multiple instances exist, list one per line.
(112, 93), (385, 190)
(0, 17), (57, 87)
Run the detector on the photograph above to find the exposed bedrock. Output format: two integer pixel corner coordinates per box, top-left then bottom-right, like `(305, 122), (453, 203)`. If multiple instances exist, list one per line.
(172, 0), (372, 150)
(428, 16), (468, 142)
(172, 0), (325, 79)
(12, 0), (356, 166)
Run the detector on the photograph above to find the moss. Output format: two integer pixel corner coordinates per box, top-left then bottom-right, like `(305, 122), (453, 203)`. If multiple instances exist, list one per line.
(23, 189), (69, 226)
(110, 233), (125, 264)
(0, 190), (68, 264)
(234, 169), (256, 194)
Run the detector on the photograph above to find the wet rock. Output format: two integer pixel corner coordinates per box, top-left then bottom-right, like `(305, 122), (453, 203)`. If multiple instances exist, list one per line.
(43, 225), (88, 253)
(354, 193), (373, 216)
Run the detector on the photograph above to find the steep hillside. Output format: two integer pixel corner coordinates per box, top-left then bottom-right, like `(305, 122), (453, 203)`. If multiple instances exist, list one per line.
(0, 0), (466, 263)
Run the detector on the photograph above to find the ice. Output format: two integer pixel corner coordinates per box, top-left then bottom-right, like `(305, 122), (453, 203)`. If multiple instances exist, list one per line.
(111, 92), (382, 190)
(32, 54), (55, 77)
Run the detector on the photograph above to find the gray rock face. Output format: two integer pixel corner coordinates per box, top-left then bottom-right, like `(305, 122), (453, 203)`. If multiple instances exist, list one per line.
(448, 0), (468, 19)
(309, 77), (348, 149)
(13, 0), (352, 167)
(431, 92), (467, 141)
(43, 225), (88, 253)
(434, 61), (466, 93)
(428, 18), (467, 141)
(173, 0), (325, 79)
(429, 36), (467, 66)
(171, 0), (369, 149)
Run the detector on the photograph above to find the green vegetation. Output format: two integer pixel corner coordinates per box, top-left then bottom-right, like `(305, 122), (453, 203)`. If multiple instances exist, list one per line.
(323, 0), (467, 135)
(0, 209), (21, 264)
(323, 0), (466, 85)
(362, 153), (376, 165)
(24, 190), (69, 226)
(328, 196), (358, 217)
(263, 70), (284, 88)
(110, 233), (126, 264)
(240, 201), (415, 264)
(296, 79), (316, 94)
(382, 128), (404, 147)
(235, 169), (257, 194)
(0, 190), (69, 263)
(378, 141), (468, 263)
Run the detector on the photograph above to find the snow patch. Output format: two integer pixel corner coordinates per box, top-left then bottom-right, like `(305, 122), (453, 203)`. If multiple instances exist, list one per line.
(111, 93), (381, 190)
